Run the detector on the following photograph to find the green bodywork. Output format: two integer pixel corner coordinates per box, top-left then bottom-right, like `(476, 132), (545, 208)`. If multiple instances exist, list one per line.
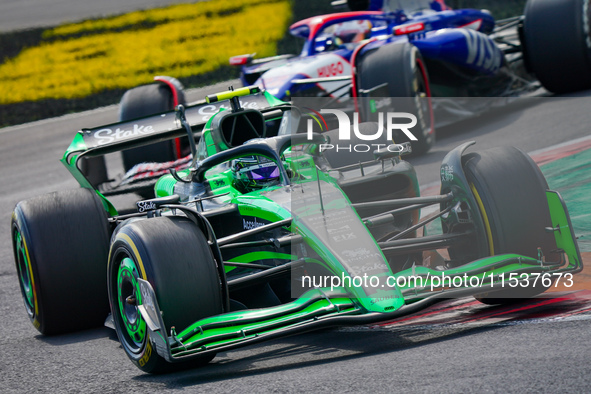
(150, 188), (581, 359)
(59, 90), (286, 217)
(59, 88), (583, 364)
(139, 191), (581, 361)
(143, 134), (582, 362)
(60, 132), (118, 216)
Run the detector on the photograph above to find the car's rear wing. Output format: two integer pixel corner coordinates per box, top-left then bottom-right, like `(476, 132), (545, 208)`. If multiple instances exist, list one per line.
(61, 87), (285, 214)
(70, 89), (282, 159)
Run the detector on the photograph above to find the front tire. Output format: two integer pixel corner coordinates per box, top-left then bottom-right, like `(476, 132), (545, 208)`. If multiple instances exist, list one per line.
(11, 189), (110, 335)
(523, 0), (591, 93)
(108, 217), (223, 373)
(462, 147), (557, 304)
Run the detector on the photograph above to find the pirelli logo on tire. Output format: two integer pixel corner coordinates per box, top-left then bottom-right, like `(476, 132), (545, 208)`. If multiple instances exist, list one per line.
(138, 341), (153, 367)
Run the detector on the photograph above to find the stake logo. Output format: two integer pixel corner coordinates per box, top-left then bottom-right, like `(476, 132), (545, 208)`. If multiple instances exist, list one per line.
(136, 200), (157, 213)
(305, 108), (418, 153)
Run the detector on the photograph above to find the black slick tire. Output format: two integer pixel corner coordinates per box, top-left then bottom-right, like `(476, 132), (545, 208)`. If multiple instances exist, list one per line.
(107, 217), (223, 373)
(11, 189), (111, 335)
(523, 0), (591, 93)
(462, 147), (557, 304)
(119, 83), (180, 171)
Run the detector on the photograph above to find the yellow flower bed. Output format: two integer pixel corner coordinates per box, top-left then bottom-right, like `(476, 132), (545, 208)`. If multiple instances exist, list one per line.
(0, 0), (291, 105)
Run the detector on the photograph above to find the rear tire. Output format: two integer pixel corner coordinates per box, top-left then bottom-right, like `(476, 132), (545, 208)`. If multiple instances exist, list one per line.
(108, 217), (223, 373)
(523, 0), (591, 93)
(11, 189), (110, 335)
(357, 42), (435, 154)
(462, 147), (557, 304)
(119, 83), (183, 171)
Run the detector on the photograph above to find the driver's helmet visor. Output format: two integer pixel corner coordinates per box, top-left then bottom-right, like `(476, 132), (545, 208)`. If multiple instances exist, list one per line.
(238, 161), (280, 180)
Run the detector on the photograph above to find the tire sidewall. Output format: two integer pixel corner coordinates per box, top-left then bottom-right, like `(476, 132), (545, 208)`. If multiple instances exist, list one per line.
(11, 189), (110, 335)
(11, 208), (43, 332)
(460, 148), (557, 303)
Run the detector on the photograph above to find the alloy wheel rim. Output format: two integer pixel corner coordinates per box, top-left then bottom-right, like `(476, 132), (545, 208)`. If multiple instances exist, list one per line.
(116, 257), (147, 352)
(14, 228), (35, 318)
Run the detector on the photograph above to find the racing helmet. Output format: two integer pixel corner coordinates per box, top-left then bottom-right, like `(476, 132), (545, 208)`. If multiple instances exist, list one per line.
(231, 155), (280, 193)
(333, 19), (372, 45)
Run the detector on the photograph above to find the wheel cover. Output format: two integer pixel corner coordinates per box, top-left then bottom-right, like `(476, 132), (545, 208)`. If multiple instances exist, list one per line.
(116, 257), (147, 352)
(13, 227), (35, 318)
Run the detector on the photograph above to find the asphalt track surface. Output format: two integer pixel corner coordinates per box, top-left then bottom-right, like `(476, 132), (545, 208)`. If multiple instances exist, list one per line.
(0, 0), (200, 32)
(1, 82), (591, 392)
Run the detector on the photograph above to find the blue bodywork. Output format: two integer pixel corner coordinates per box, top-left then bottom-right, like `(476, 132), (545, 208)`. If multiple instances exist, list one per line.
(233, 1), (510, 100)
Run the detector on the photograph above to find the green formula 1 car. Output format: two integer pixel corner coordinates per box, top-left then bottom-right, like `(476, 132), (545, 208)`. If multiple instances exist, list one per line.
(11, 85), (582, 373)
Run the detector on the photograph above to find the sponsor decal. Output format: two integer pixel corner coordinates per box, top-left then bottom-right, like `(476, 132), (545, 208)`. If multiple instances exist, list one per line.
(348, 261), (390, 277)
(342, 247), (374, 259)
(441, 164), (454, 182)
(86, 94), (270, 147)
(196, 99), (264, 122)
(138, 342), (152, 367)
(94, 124), (155, 145)
(296, 160), (312, 168)
(136, 201), (157, 213)
(332, 232), (357, 243)
(317, 61), (344, 78)
(394, 22), (425, 36)
(370, 295), (396, 305)
(242, 217), (267, 230)
(459, 29), (502, 73)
